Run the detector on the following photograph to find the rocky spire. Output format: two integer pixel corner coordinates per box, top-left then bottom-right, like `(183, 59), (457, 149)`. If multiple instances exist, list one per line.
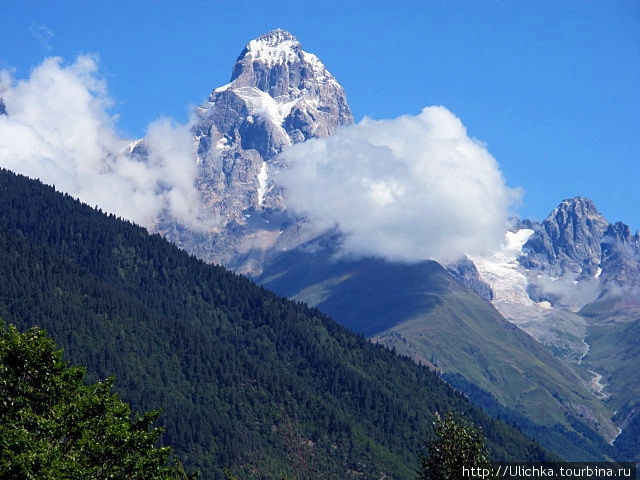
(155, 30), (354, 274)
(230, 29), (307, 90)
(522, 197), (609, 276)
(600, 222), (640, 291)
(195, 29), (352, 160)
(228, 29), (349, 109)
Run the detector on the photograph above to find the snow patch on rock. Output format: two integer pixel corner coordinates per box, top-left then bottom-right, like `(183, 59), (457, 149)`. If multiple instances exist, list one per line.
(257, 161), (268, 206)
(246, 29), (301, 68)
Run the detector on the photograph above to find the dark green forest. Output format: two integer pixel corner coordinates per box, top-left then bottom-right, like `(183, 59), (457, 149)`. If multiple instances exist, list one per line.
(0, 169), (556, 479)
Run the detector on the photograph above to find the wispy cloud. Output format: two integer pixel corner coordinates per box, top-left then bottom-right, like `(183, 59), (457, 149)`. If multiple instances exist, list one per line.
(30, 24), (54, 51)
(0, 55), (520, 266)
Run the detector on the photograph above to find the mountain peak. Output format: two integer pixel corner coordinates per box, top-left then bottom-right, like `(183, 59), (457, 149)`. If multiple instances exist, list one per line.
(522, 196), (609, 277)
(227, 28), (342, 95)
(556, 196), (599, 215)
(253, 28), (299, 47)
(204, 28), (352, 145)
(179, 29), (353, 265)
(234, 29), (303, 73)
(544, 196), (605, 229)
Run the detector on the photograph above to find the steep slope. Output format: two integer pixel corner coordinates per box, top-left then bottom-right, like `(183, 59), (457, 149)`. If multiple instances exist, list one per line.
(256, 235), (617, 460)
(579, 300), (640, 459)
(155, 29), (352, 275)
(0, 169), (556, 479)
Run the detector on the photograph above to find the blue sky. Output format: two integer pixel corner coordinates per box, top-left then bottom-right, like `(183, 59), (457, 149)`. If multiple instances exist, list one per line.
(1, 0), (638, 230)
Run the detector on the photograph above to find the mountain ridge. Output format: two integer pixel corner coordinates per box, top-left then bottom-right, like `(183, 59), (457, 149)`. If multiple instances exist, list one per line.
(0, 167), (557, 479)
(140, 30), (639, 461)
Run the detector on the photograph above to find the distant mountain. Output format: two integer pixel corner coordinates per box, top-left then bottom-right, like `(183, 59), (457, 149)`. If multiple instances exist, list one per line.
(523, 197), (609, 279)
(464, 197), (640, 314)
(0, 168), (556, 479)
(450, 197), (640, 460)
(150, 29), (352, 275)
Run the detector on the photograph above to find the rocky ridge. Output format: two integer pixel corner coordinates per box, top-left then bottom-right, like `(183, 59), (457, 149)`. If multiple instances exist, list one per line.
(457, 197), (640, 316)
(522, 197), (609, 280)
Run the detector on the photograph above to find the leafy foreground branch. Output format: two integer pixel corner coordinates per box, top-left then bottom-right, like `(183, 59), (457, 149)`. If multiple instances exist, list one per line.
(418, 411), (496, 480)
(0, 323), (197, 479)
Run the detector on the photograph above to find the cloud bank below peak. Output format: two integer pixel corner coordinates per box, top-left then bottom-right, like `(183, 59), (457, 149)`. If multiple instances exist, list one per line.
(277, 107), (521, 264)
(0, 55), (520, 267)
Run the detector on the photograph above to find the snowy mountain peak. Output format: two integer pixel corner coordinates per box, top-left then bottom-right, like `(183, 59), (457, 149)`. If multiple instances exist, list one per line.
(199, 29), (353, 157)
(241, 29), (302, 67)
(256, 28), (298, 44)
(227, 28), (340, 97)
(162, 30), (353, 273)
(521, 197), (609, 276)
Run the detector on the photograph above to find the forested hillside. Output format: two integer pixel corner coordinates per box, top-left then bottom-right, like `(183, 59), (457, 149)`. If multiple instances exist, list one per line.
(256, 234), (616, 460)
(0, 169), (556, 479)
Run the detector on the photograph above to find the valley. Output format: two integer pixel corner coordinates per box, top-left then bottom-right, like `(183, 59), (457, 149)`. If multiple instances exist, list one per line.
(0, 168), (558, 479)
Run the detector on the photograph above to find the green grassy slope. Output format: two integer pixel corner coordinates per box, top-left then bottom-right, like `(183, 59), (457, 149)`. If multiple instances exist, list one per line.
(257, 239), (617, 460)
(580, 299), (640, 460)
(0, 169), (556, 479)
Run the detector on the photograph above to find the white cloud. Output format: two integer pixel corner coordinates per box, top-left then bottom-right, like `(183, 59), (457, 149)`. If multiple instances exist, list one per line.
(533, 275), (601, 307)
(0, 55), (214, 231)
(277, 107), (521, 264)
(0, 57), (518, 264)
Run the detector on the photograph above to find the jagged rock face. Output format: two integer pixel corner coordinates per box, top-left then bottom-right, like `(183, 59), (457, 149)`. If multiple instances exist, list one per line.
(446, 257), (493, 301)
(457, 197), (640, 316)
(194, 29), (352, 163)
(600, 222), (640, 292)
(155, 29), (353, 274)
(0, 98), (6, 116)
(227, 29), (352, 141)
(517, 197), (640, 307)
(522, 197), (609, 278)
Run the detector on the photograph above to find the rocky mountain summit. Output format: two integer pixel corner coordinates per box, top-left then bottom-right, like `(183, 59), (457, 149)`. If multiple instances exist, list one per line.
(521, 198), (640, 304)
(522, 197), (609, 280)
(456, 197), (640, 314)
(155, 29), (352, 273)
(450, 197), (639, 380)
